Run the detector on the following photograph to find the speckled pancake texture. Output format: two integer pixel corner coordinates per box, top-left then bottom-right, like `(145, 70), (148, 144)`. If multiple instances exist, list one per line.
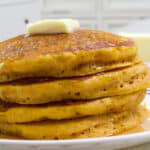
(0, 106), (147, 140)
(71, 106), (148, 139)
(0, 29), (137, 82)
(0, 63), (148, 104)
(0, 91), (145, 123)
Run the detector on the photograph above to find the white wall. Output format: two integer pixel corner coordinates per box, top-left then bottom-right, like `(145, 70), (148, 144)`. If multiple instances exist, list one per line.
(0, 0), (41, 41)
(1, 0), (150, 41)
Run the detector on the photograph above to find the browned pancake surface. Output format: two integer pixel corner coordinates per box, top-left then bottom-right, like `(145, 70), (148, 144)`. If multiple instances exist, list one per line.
(0, 29), (134, 61)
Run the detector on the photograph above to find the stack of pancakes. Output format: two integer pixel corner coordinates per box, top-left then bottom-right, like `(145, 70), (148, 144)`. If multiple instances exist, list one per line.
(0, 29), (149, 139)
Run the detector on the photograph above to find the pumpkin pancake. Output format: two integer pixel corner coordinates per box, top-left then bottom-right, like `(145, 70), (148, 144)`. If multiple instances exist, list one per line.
(119, 126), (144, 135)
(0, 126), (144, 140)
(0, 63), (148, 104)
(0, 91), (145, 123)
(71, 106), (148, 139)
(0, 29), (137, 82)
(0, 106), (147, 140)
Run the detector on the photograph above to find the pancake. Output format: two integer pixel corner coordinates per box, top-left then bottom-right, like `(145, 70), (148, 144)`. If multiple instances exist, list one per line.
(0, 110), (133, 139)
(119, 126), (144, 135)
(0, 106), (147, 140)
(71, 106), (148, 139)
(0, 91), (145, 123)
(0, 63), (148, 104)
(0, 126), (144, 140)
(0, 29), (137, 82)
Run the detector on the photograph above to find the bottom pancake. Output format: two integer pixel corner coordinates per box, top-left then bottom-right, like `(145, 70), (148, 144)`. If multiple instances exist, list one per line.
(0, 106), (147, 140)
(0, 91), (145, 123)
(71, 106), (148, 139)
(119, 126), (144, 135)
(0, 126), (144, 140)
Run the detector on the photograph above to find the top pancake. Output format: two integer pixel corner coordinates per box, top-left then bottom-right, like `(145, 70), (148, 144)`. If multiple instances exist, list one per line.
(0, 29), (137, 82)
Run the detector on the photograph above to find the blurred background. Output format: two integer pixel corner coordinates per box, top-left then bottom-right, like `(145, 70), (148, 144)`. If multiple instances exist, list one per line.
(1, 0), (150, 61)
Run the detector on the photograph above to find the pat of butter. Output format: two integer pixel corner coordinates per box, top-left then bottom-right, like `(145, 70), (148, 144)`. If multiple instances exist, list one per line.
(27, 19), (80, 35)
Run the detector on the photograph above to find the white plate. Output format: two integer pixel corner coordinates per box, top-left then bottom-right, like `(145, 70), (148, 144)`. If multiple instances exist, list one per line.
(0, 93), (149, 150)
(1, 63), (150, 150)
